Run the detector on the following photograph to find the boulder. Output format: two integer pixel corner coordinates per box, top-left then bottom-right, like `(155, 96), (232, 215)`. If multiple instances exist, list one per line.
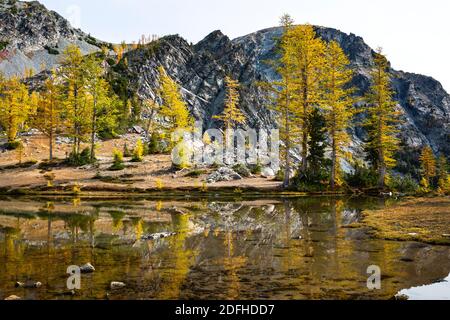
(142, 232), (176, 241)
(110, 282), (126, 290)
(261, 167), (275, 178)
(79, 263), (95, 273)
(15, 281), (42, 288)
(206, 167), (243, 183)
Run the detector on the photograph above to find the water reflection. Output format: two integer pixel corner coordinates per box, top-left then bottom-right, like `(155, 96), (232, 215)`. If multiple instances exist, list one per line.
(0, 196), (449, 300)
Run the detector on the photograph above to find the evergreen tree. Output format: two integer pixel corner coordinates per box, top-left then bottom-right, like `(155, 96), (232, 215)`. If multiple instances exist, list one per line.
(307, 108), (327, 177)
(364, 49), (400, 188)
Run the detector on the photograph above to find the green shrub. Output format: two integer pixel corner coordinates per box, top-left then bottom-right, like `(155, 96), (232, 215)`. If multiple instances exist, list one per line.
(148, 133), (162, 155)
(110, 149), (125, 171)
(388, 174), (419, 194)
(250, 162), (262, 175)
(291, 167), (330, 192)
(0, 41), (9, 51)
(5, 140), (22, 150)
(44, 46), (59, 55)
(275, 170), (285, 182)
(67, 148), (93, 166)
(232, 164), (251, 178)
(185, 169), (207, 178)
(123, 143), (132, 157)
(345, 164), (378, 189)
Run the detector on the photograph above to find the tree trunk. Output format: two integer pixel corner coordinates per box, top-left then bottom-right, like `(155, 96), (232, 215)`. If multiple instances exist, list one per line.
(283, 95), (291, 189)
(49, 132), (53, 162)
(330, 134), (337, 191)
(90, 99), (97, 163)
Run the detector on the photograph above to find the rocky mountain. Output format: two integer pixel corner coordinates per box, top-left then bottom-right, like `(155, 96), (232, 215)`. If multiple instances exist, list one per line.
(1, 0), (449, 173)
(0, 0), (102, 77)
(122, 27), (449, 172)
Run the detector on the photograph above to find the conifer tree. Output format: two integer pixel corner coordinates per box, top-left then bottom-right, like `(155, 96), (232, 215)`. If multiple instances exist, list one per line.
(266, 14), (298, 188)
(157, 66), (193, 141)
(289, 24), (326, 172)
(364, 49), (400, 188)
(0, 76), (35, 145)
(83, 54), (119, 162)
(58, 45), (88, 156)
(213, 75), (245, 142)
(322, 41), (355, 190)
(419, 146), (436, 187)
(34, 71), (61, 161)
(436, 155), (449, 193)
(307, 108), (327, 177)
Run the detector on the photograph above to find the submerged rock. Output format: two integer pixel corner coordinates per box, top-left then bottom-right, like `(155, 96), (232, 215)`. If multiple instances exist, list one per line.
(110, 282), (126, 290)
(141, 232), (176, 241)
(206, 167), (242, 183)
(15, 281), (42, 288)
(79, 263), (95, 273)
(4, 295), (21, 300)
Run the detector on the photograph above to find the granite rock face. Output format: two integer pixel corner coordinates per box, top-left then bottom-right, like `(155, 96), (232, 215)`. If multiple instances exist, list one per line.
(0, 0), (102, 77)
(123, 26), (449, 170)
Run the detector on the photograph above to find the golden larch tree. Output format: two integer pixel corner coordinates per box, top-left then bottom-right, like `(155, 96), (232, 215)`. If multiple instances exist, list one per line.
(419, 146), (436, 186)
(289, 24), (326, 172)
(0, 76), (35, 144)
(34, 71), (61, 161)
(213, 75), (245, 140)
(157, 66), (193, 132)
(364, 48), (400, 188)
(322, 41), (355, 190)
(268, 13), (299, 188)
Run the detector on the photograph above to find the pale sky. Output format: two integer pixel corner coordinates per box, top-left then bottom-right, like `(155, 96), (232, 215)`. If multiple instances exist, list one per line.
(28, 0), (450, 91)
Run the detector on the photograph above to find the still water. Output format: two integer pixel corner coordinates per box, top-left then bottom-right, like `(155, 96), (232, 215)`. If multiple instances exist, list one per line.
(0, 196), (449, 300)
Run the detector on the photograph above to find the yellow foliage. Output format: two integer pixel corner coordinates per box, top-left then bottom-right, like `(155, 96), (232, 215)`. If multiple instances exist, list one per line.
(0, 76), (36, 142)
(322, 41), (356, 189)
(364, 49), (400, 187)
(155, 179), (164, 190)
(213, 76), (245, 132)
(132, 139), (144, 162)
(419, 146), (436, 186)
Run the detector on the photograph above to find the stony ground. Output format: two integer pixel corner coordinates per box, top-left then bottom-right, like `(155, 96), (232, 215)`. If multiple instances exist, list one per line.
(0, 134), (281, 192)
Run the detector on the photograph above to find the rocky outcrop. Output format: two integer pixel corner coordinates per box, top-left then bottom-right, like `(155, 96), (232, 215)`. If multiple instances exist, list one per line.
(0, 0), (102, 77)
(1, 1), (449, 172)
(122, 26), (450, 172)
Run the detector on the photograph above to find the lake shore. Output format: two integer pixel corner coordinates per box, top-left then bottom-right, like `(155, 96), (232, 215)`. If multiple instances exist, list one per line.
(352, 197), (450, 246)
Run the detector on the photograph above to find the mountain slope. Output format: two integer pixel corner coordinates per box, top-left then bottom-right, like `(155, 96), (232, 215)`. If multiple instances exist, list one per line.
(121, 27), (449, 171)
(0, 0), (103, 77)
(1, 1), (449, 174)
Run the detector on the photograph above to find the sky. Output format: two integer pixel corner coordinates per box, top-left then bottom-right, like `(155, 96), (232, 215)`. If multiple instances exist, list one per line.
(28, 0), (450, 91)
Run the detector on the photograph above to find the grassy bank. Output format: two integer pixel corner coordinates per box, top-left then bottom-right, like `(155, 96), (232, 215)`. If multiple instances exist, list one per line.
(356, 197), (450, 246)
